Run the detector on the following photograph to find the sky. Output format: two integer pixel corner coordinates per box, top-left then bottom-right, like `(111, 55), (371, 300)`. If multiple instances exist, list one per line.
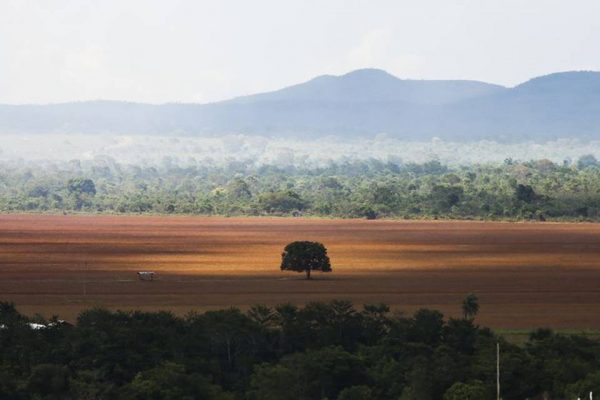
(1, 0), (599, 104)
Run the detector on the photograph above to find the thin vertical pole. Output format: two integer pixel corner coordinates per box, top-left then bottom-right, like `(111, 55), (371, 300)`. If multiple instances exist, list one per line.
(497, 342), (500, 400)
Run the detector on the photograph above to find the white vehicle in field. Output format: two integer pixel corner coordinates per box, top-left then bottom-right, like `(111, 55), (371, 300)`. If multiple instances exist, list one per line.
(137, 271), (155, 281)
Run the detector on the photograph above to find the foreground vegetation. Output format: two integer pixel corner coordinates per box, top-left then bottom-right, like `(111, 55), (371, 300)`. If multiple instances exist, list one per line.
(3, 155), (600, 220)
(1, 300), (600, 399)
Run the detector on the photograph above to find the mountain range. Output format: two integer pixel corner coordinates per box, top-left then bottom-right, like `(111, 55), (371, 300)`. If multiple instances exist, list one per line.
(1, 68), (600, 141)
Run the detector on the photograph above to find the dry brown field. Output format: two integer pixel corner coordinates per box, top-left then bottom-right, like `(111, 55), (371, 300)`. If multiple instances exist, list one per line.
(1, 214), (599, 329)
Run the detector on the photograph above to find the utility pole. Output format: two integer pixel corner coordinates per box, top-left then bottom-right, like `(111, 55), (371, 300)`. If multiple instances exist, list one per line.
(497, 342), (501, 400)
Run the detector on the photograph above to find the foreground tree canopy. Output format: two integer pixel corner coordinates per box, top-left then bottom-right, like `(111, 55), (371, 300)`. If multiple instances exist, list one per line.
(462, 293), (480, 320)
(4, 156), (600, 221)
(280, 241), (331, 279)
(1, 299), (600, 399)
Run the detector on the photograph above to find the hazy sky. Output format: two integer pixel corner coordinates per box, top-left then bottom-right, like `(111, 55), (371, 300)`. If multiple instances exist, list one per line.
(1, 0), (599, 104)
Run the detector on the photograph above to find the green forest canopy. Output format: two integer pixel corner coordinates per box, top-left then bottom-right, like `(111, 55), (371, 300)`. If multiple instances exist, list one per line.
(2, 156), (600, 220)
(1, 300), (599, 399)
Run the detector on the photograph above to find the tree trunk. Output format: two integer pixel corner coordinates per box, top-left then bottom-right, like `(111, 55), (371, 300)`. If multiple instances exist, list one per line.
(306, 269), (311, 280)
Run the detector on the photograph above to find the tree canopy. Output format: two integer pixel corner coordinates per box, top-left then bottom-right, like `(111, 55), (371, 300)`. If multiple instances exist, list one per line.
(462, 293), (480, 320)
(3, 157), (600, 221)
(280, 241), (332, 279)
(1, 300), (600, 399)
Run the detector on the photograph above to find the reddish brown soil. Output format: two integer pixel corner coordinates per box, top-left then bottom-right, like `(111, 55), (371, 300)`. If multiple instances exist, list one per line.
(1, 214), (599, 329)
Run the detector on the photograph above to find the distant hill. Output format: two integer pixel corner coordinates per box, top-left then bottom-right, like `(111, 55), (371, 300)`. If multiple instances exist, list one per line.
(1, 69), (599, 140)
(228, 69), (506, 105)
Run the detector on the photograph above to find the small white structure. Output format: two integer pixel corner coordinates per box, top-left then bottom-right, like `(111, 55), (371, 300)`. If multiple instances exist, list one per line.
(0, 321), (67, 330)
(137, 271), (155, 281)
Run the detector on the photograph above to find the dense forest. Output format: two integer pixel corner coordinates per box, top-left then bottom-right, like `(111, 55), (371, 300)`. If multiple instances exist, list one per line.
(3, 155), (600, 220)
(1, 300), (599, 399)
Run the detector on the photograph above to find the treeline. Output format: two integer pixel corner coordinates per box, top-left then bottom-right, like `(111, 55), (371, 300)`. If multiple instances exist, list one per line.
(3, 155), (600, 220)
(1, 300), (599, 399)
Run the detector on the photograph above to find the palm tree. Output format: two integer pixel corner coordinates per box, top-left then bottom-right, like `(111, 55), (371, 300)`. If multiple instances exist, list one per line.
(462, 293), (480, 320)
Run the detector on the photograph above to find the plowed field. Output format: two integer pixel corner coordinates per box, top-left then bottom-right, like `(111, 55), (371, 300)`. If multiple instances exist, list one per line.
(1, 214), (599, 328)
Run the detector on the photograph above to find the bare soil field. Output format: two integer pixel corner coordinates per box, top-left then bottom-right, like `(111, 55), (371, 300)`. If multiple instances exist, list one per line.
(1, 214), (599, 329)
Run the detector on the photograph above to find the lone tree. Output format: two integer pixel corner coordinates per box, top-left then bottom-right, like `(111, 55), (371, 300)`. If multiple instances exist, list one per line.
(280, 241), (331, 279)
(461, 293), (480, 320)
